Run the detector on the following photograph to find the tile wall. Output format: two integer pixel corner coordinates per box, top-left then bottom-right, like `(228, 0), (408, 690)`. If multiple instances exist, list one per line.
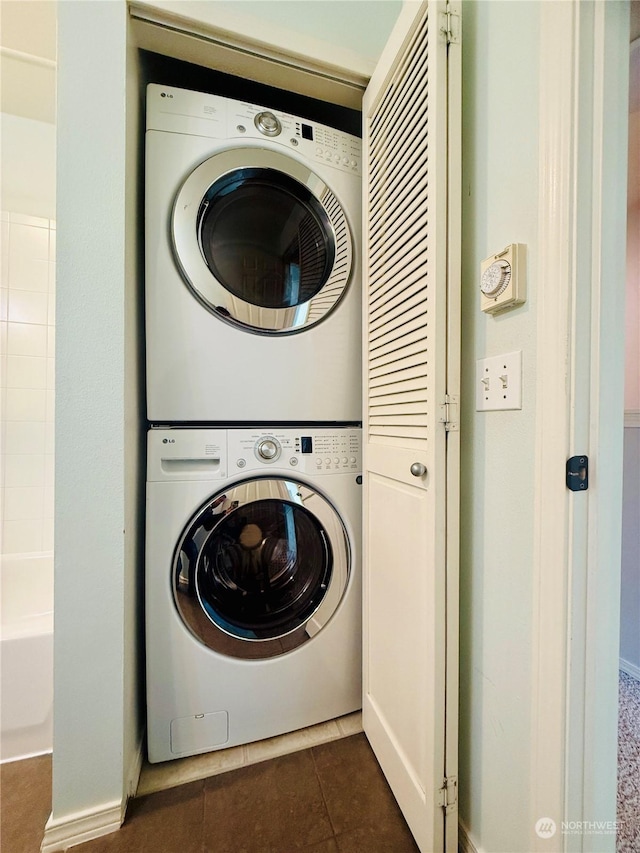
(1, 211), (56, 555)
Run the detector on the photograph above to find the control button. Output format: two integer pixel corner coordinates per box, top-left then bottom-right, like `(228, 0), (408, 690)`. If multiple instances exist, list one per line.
(350, 160), (358, 169)
(333, 457), (339, 464)
(289, 457), (298, 466)
(236, 125), (246, 133)
(325, 457), (331, 464)
(342, 457), (348, 464)
(350, 457), (356, 463)
(342, 157), (349, 165)
(237, 458), (246, 468)
(254, 111), (282, 137)
(316, 147), (323, 155)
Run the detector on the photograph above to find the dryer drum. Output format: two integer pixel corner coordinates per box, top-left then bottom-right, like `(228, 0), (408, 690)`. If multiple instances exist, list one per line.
(197, 169), (335, 310)
(172, 478), (351, 659)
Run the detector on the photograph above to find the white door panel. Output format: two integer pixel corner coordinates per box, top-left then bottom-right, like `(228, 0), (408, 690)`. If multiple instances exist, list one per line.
(363, 2), (460, 851)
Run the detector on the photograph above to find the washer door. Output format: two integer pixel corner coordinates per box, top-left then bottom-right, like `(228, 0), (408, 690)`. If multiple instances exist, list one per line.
(173, 478), (350, 659)
(172, 148), (353, 334)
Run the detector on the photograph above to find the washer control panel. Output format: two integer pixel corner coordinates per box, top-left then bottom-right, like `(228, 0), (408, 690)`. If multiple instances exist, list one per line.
(228, 428), (362, 475)
(306, 432), (361, 472)
(148, 427), (362, 480)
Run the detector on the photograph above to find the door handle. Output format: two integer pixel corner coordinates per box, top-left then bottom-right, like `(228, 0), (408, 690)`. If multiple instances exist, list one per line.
(410, 462), (427, 477)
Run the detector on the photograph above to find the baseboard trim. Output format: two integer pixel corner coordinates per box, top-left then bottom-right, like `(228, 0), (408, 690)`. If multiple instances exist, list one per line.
(458, 818), (482, 853)
(40, 800), (123, 853)
(624, 410), (640, 428)
(620, 658), (640, 682)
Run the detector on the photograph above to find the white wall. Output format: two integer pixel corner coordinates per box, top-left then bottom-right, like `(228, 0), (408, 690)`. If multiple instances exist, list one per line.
(620, 38), (640, 676)
(0, 5), (57, 563)
(209, 0), (402, 63)
(0, 115), (56, 219)
(1, 212), (56, 556)
(459, 5), (630, 851)
(51, 0), (142, 834)
(620, 427), (640, 673)
(0, 0), (56, 124)
(137, 0), (402, 76)
(625, 40), (639, 413)
(459, 2), (540, 850)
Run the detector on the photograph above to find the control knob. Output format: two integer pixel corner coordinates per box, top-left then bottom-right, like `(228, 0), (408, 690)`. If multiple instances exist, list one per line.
(256, 437), (281, 461)
(254, 111), (282, 137)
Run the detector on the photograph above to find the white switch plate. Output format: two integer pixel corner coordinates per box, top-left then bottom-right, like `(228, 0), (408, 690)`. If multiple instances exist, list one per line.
(476, 351), (522, 411)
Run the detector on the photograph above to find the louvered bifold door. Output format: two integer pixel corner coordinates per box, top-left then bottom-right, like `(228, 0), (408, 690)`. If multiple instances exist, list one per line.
(362, 2), (459, 852)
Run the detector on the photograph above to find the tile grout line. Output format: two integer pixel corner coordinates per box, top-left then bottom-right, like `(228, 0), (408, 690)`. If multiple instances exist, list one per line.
(309, 742), (341, 846)
(201, 774), (206, 853)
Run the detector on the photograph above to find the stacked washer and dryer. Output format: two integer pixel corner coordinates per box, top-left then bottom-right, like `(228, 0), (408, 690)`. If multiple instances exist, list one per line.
(144, 84), (363, 763)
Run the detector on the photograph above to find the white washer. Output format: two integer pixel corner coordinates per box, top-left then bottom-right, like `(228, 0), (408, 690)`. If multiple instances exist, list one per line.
(145, 426), (362, 763)
(145, 84), (362, 423)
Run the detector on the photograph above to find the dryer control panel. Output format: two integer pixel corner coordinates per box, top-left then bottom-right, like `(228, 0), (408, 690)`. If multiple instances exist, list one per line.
(228, 102), (362, 177)
(146, 84), (362, 177)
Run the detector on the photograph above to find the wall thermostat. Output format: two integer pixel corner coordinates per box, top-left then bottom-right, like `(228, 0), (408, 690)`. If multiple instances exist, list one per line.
(480, 243), (526, 314)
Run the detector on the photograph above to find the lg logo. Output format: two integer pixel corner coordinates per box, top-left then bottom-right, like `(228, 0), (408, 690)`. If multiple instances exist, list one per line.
(160, 92), (174, 99)
(162, 438), (175, 444)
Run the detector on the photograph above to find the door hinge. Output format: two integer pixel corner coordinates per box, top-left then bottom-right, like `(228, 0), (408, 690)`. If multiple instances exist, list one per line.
(438, 776), (458, 812)
(440, 3), (460, 45)
(440, 395), (459, 432)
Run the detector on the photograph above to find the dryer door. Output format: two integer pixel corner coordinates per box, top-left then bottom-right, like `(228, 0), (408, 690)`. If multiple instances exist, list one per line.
(172, 148), (353, 334)
(173, 478), (350, 659)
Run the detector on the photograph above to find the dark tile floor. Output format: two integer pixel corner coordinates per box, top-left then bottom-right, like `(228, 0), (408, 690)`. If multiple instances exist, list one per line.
(1, 752), (52, 853)
(1, 734), (419, 852)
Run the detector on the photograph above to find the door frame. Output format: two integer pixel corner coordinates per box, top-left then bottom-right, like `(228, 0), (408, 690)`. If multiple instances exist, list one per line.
(129, 0), (368, 109)
(530, 2), (630, 849)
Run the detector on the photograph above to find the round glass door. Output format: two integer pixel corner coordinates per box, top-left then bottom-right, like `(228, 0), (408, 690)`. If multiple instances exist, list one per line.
(172, 148), (353, 334)
(173, 479), (350, 659)
(198, 169), (334, 310)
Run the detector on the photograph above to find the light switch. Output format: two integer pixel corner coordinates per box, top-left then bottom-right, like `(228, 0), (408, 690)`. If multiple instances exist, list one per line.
(476, 351), (522, 411)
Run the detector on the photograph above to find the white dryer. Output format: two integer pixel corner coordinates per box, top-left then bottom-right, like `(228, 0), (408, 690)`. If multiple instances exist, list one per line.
(145, 84), (362, 423)
(145, 426), (362, 763)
